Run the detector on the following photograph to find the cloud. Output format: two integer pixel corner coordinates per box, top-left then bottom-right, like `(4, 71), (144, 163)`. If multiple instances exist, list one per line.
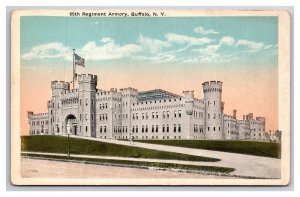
(236, 39), (264, 50)
(81, 38), (142, 60)
(194, 26), (220, 35)
(22, 30), (276, 65)
(263, 44), (273, 50)
(22, 42), (71, 60)
(220, 36), (235, 46)
(137, 34), (171, 53)
(165, 33), (213, 45)
(101, 37), (113, 43)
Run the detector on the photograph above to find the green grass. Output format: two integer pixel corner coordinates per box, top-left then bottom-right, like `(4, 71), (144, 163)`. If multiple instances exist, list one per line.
(22, 153), (234, 174)
(21, 135), (219, 162)
(135, 140), (281, 159)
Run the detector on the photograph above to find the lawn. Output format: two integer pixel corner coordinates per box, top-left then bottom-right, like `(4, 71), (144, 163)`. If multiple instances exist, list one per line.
(21, 135), (219, 162)
(135, 140), (281, 158)
(22, 153), (234, 174)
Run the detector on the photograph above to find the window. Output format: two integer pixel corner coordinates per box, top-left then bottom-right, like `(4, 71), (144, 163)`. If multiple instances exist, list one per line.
(86, 126), (88, 132)
(174, 124), (176, 132)
(174, 111), (177, 118)
(152, 125), (154, 133)
(208, 114), (210, 119)
(178, 124), (181, 132)
(135, 126), (138, 133)
(132, 126), (135, 133)
(146, 112), (148, 119)
(104, 126), (106, 133)
(214, 113), (216, 119)
(213, 127), (215, 131)
(214, 101), (215, 105)
(136, 113), (138, 120)
(156, 112), (158, 119)
(85, 114), (88, 120)
(163, 111), (165, 118)
(142, 126), (144, 133)
(152, 112), (155, 119)
(145, 125), (148, 132)
(162, 125), (165, 132)
(156, 125), (158, 132)
(167, 111), (169, 118)
(178, 110), (182, 118)
(166, 124), (169, 132)
(142, 113), (145, 119)
(85, 99), (88, 106)
(208, 127), (210, 131)
(133, 113), (135, 120)
(92, 114), (94, 121)
(100, 126), (102, 133)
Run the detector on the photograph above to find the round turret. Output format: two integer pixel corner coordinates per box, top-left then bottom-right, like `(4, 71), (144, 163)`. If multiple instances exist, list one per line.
(202, 81), (223, 139)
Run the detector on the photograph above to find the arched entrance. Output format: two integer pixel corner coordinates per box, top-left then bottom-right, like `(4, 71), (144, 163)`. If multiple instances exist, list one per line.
(65, 114), (78, 135)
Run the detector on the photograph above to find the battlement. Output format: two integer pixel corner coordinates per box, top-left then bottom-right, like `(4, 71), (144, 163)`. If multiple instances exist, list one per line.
(120, 87), (139, 93)
(78, 74), (98, 83)
(202, 81), (223, 86)
(202, 81), (223, 93)
(182, 90), (194, 101)
(61, 89), (79, 98)
(28, 112), (49, 119)
(96, 89), (122, 97)
(256, 116), (266, 122)
(51, 80), (70, 90)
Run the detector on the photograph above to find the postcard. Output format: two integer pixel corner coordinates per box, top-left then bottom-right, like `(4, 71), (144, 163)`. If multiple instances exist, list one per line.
(10, 9), (290, 185)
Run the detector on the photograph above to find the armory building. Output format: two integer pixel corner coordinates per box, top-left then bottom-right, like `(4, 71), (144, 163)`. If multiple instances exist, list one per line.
(28, 73), (266, 141)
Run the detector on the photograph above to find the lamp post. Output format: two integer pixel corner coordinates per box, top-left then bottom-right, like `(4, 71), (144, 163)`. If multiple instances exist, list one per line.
(67, 120), (71, 158)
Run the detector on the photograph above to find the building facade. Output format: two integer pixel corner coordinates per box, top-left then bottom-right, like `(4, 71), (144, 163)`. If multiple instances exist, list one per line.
(28, 73), (266, 141)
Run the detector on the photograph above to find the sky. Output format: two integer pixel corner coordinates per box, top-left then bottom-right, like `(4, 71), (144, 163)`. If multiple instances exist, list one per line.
(20, 16), (278, 135)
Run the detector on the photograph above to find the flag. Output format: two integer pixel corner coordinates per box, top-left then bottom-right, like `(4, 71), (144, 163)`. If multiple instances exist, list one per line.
(74, 53), (85, 67)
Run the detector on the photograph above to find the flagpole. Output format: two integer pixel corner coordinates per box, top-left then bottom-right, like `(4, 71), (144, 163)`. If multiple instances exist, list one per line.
(72, 49), (75, 89)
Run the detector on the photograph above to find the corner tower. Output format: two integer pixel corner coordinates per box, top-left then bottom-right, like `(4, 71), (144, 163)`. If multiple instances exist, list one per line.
(202, 81), (223, 139)
(78, 74), (97, 137)
(49, 81), (70, 135)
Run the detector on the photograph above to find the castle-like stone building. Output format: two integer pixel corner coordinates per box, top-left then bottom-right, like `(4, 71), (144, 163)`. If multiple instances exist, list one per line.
(28, 73), (266, 141)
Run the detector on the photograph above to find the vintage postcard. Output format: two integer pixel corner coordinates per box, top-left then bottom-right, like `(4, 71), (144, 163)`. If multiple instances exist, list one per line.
(10, 9), (290, 185)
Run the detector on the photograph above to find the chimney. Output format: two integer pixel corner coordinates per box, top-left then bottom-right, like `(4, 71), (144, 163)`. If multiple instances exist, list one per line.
(233, 110), (237, 119)
(249, 113), (253, 120)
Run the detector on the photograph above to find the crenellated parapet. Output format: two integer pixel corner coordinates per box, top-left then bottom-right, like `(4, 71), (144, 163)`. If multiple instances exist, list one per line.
(202, 81), (223, 93)
(51, 80), (70, 90)
(78, 74), (97, 85)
